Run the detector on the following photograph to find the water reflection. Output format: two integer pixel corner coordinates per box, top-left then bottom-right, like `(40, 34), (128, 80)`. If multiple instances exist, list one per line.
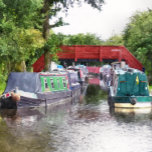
(1, 81), (152, 152)
(0, 108), (43, 126)
(51, 102), (152, 152)
(85, 84), (107, 104)
(0, 108), (51, 152)
(110, 107), (152, 124)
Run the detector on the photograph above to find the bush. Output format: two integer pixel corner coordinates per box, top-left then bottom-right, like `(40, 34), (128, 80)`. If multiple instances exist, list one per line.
(0, 74), (7, 95)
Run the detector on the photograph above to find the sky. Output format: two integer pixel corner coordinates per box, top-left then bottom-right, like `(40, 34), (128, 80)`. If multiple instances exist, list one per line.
(52, 0), (152, 40)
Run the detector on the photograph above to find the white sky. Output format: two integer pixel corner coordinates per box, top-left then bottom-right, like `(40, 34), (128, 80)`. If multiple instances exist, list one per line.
(52, 0), (152, 40)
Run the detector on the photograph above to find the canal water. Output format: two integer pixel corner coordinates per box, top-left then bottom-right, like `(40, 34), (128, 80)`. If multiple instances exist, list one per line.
(1, 83), (152, 152)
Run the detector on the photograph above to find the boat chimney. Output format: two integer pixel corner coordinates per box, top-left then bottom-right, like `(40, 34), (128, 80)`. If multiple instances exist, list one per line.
(121, 61), (126, 69)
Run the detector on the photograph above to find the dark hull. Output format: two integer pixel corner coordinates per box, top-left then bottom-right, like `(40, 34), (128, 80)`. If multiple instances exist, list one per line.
(0, 88), (82, 109)
(17, 88), (81, 108)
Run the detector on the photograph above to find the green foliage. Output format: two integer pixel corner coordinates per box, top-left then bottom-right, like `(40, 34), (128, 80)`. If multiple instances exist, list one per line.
(85, 84), (107, 104)
(0, 28), (44, 62)
(1, 0), (43, 29)
(44, 33), (65, 62)
(0, 0), (45, 73)
(0, 65), (7, 95)
(123, 10), (152, 80)
(62, 33), (103, 45)
(0, 82), (6, 95)
(103, 34), (124, 46)
(0, 0), (105, 73)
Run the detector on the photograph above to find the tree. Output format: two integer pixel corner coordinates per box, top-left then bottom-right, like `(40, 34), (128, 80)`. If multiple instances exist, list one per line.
(62, 33), (103, 45)
(0, 0), (104, 73)
(123, 10), (152, 81)
(0, 0), (44, 72)
(103, 34), (124, 46)
(41, 0), (104, 71)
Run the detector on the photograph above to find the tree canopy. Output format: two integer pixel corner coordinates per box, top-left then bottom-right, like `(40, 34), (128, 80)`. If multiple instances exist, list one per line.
(103, 34), (124, 46)
(0, 0), (104, 75)
(62, 33), (103, 45)
(123, 10), (152, 78)
(0, 0), (44, 72)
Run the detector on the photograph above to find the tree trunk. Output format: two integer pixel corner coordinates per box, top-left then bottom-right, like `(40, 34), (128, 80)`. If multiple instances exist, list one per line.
(44, 50), (51, 71)
(42, 0), (51, 71)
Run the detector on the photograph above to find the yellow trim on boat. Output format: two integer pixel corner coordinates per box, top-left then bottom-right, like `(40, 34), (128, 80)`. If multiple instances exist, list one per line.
(115, 107), (152, 114)
(114, 102), (152, 108)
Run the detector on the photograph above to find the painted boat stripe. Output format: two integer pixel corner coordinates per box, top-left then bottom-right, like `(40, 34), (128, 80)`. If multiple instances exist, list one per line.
(114, 108), (152, 114)
(114, 102), (152, 108)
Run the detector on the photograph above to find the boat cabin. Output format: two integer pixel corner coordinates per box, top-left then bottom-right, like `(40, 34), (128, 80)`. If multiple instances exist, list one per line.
(111, 67), (149, 97)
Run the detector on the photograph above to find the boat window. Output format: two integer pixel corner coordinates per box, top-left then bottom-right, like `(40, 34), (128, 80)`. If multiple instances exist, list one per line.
(63, 78), (67, 88)
(44, 78), (48, 89)
(50, 78), (55, 89)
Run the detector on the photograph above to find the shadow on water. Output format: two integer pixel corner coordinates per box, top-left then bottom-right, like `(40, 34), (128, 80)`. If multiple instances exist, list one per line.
(0, 107), (60, 152)
(0, 110), (15, 152)
(85, 84), (108, 105)
(0, 101), (76, 152)
(0, 109), (35, 152)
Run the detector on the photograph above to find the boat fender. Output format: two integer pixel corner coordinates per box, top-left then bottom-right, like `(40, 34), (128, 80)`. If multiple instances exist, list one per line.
(0, 92), (20, 109)
(11, 92), (20, 102)
(130, 98), (137, 105)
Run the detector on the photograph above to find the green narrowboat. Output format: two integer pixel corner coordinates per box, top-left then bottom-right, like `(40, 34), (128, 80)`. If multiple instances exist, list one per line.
(108, 63), (152, 108)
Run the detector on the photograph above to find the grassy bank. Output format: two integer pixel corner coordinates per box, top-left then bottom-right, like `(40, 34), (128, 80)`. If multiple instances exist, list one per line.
(0, 82), (6, 95)
(0, 75), (7, 95)
(149, 85), (152, 92)
(0, 73), (7, 95)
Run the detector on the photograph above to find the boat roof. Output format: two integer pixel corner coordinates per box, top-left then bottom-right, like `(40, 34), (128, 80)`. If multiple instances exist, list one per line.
(4, 72), (42, 93)
(114, 67), (144, 75)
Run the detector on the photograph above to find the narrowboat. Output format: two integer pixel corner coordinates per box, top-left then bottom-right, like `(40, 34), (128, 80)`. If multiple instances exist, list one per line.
(0, 71), (82, 109)
(108, 62), (152, 108)
(99, 64), (112, 91)
(67, 65), (88, 85)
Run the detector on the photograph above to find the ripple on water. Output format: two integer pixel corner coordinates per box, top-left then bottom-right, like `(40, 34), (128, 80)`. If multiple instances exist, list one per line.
(49, 102), (152, 152)
(1, 99), (152, 152)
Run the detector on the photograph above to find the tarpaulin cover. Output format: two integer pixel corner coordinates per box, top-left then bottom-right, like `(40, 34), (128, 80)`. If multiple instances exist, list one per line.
(4, 72), (42, 93)
(116, 72), (149, 96)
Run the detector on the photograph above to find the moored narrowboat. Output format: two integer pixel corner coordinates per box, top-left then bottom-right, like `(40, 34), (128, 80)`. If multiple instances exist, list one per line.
(0, 71), (82, 109)
(108, 62), (152, 108)
(99, 64), (112, 91)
